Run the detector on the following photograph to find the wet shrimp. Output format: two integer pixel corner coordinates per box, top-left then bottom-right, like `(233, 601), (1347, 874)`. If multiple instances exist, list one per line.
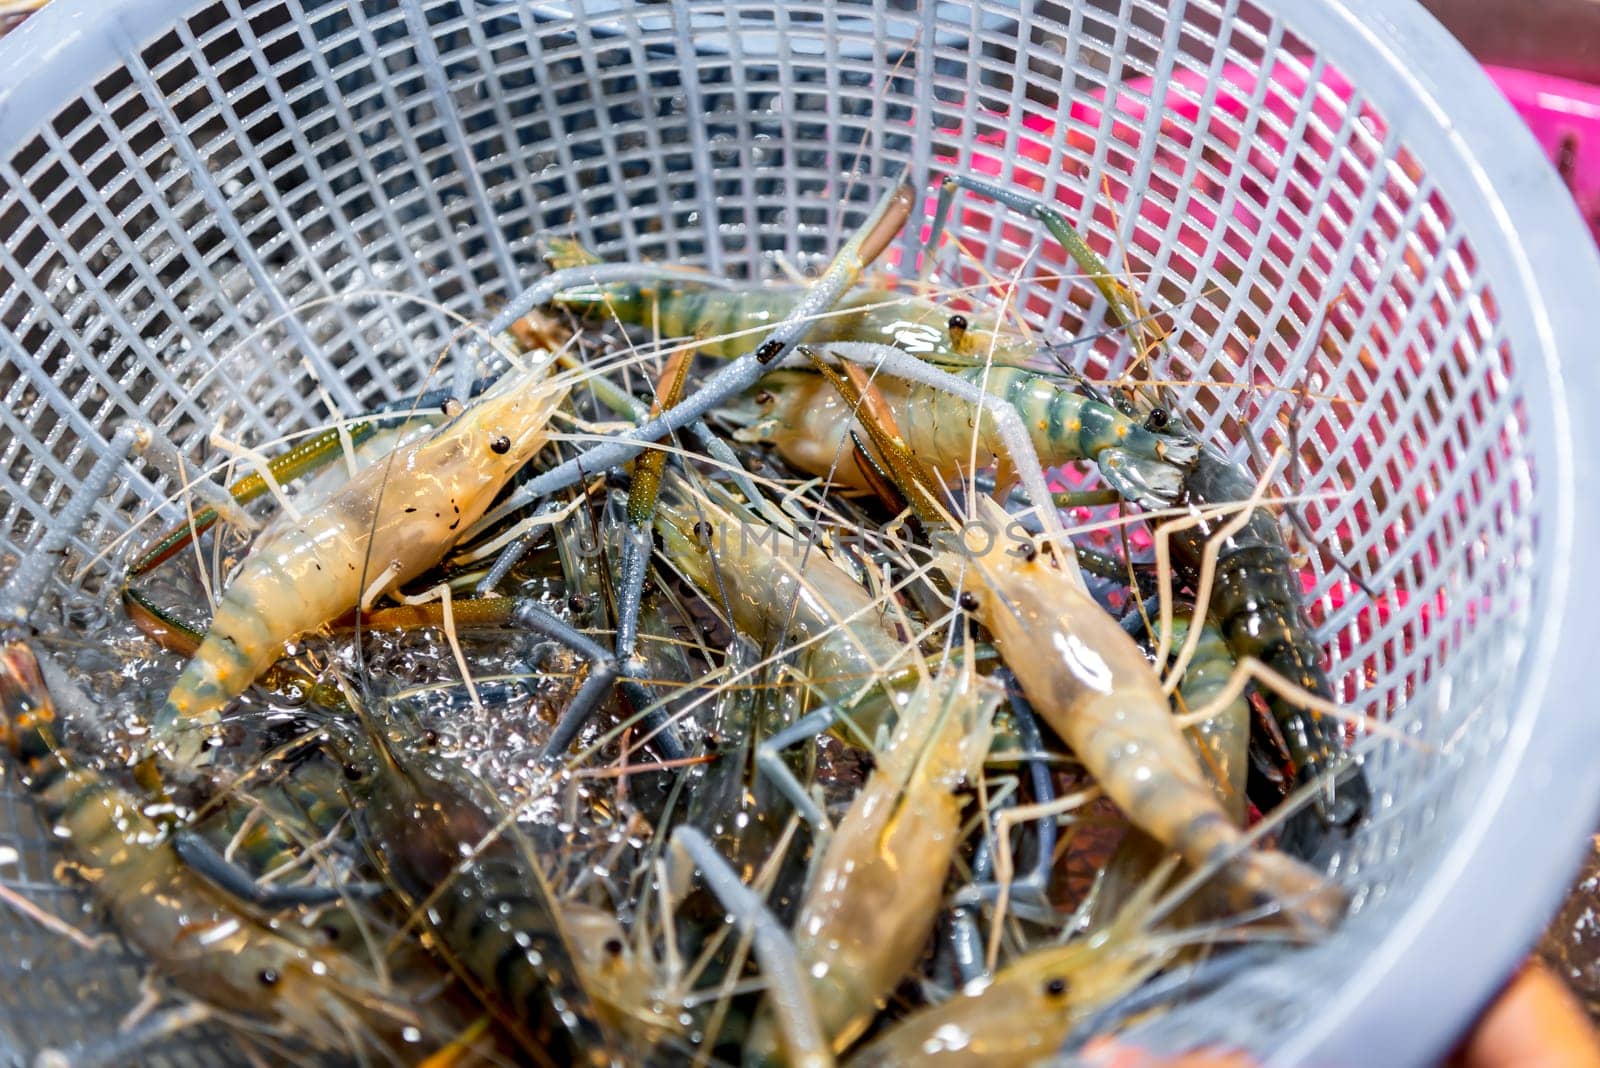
(153, 360), (569, 766)
(941, 500), (1343, 931)
(651, 471), (914, 749)
(850, 867), (1177, 1068)
(735, 363), (1195, 505)
(549, 270), (1028, 365)
(1157, 441), (1371, 855)
(340, 694), (614, 1068)
(744, 655), (1002, 1061)
(0, 641), (452, 1061)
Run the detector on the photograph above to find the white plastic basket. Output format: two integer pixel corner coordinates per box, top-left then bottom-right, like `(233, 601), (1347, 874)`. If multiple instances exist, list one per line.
(0, 1), (1598, 1064)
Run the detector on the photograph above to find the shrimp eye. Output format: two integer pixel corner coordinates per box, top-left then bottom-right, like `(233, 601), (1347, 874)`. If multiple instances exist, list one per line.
(568, 594), (590, 613)
(754, 390), (774, 406)
(343, 763), (364, 782)
(947, 313), (969, 334)
(489, 435), (512, 454)
(423, 729), (440, 747)
(1144, 407), (1171, 431)
(321, 924), (342, 943)
(958, 591), (980, 612)
(692, 521), (712, 543)
(1044, 976), (1068, 997)
(258, 968), (280, 987)
(702, 734), (721, 753)
(1019, 542), (1038, 563)
(755, 338), (785, 364)
(603, 938), (625, 957)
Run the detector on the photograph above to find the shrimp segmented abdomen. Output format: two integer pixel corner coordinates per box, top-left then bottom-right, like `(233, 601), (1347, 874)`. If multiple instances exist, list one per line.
(744, 363), (1194, 503)
(0, 642), (426, 1056)
(154, 368), (566, 760)
(942, 501), (1342, 932)
(1170, 445), (1371, 845)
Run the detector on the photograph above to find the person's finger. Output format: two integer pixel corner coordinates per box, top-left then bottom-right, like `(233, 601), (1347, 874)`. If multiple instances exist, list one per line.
(1081, 1036), (1253, 1067)
(1452, 960), (1600, 1068)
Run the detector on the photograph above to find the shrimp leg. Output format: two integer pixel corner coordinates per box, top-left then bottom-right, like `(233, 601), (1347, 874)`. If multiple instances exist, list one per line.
(474, 173), (914, 529)
(960, 684), (1061, 915)
(949, 687), (1060, 984)
(754, 705), (842, 834)
(513, 600), (624, 760)
(170, 830), (380, 910)
(36, 1002), (214, 1068)
(668, 827), (834, 1068)
(610, 352), (695, 753)
(920, 173), (1140, 329)
(514, 595), (688, 765)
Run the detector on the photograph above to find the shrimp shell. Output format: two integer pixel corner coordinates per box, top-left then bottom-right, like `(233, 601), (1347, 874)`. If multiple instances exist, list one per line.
(850, 869), (1176, 1068)
(0, 642), (433, 1058)
(652, 474), (911, 743)
(737, 366), (1192, 499)
(941, 500), (1343, 932)
(156, 364), (568, 760)
(748, 660), (1001, 1059)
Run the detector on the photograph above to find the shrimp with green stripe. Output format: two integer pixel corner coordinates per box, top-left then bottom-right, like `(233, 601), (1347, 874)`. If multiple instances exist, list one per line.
(733, 355), (1197, 507)
(550, 270), (1029, 366)
(545, 237), (1195, 506)
(741, 653), (1003, 1062)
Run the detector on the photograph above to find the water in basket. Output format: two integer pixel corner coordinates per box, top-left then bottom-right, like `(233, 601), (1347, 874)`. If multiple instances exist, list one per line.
(0, 0), (1598, 1064)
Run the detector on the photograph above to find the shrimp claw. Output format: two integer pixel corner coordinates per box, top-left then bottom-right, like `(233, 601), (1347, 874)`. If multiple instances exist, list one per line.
(474, 173), (914, 529)
(668, 827), (835, 1068)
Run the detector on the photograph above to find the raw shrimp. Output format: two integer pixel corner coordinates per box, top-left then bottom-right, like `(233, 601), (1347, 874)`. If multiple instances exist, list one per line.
(735, 363), (1195, 504)
(651, 472), (914, 749)
(941, 500), (1343, 931)
(1129, 607), (1251, 824)
(342, 694), (614, 1068)
(929, 164), (1369, 846)
(744, 656), (1002, 1061)
(153, 359), (568, 765)
(1160, 443), (1371, 854)
(0, 641), (450, 1061)
(850, 865), (1178, 1068)
(561, 901), (684, 1047)
(551, 271), (1033, 366)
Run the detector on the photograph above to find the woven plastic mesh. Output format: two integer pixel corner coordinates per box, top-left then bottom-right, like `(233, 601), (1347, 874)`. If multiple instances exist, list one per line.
(0, 0), (1573, 1062)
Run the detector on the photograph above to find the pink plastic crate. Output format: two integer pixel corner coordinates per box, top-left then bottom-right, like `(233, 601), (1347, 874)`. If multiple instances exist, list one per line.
(1485, 65), (1600, 241)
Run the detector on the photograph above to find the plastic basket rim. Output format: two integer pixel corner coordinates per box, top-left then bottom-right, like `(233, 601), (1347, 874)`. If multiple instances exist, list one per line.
(0, 0), (1596, 1064)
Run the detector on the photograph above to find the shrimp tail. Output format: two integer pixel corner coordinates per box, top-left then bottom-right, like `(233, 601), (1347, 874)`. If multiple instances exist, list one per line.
(541, 235), (603, 269)
(0, 642), (60, 782)
(1218, 848), (1347, 934)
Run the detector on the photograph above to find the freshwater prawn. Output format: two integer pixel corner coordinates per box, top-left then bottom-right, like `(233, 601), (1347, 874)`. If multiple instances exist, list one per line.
(941, 499), (1343, 931)
(152, 356), (570, 767)
(0, 641), (460, 1063)
(742, 653), (1003, 1061)
(735, 359), (1195, 506)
